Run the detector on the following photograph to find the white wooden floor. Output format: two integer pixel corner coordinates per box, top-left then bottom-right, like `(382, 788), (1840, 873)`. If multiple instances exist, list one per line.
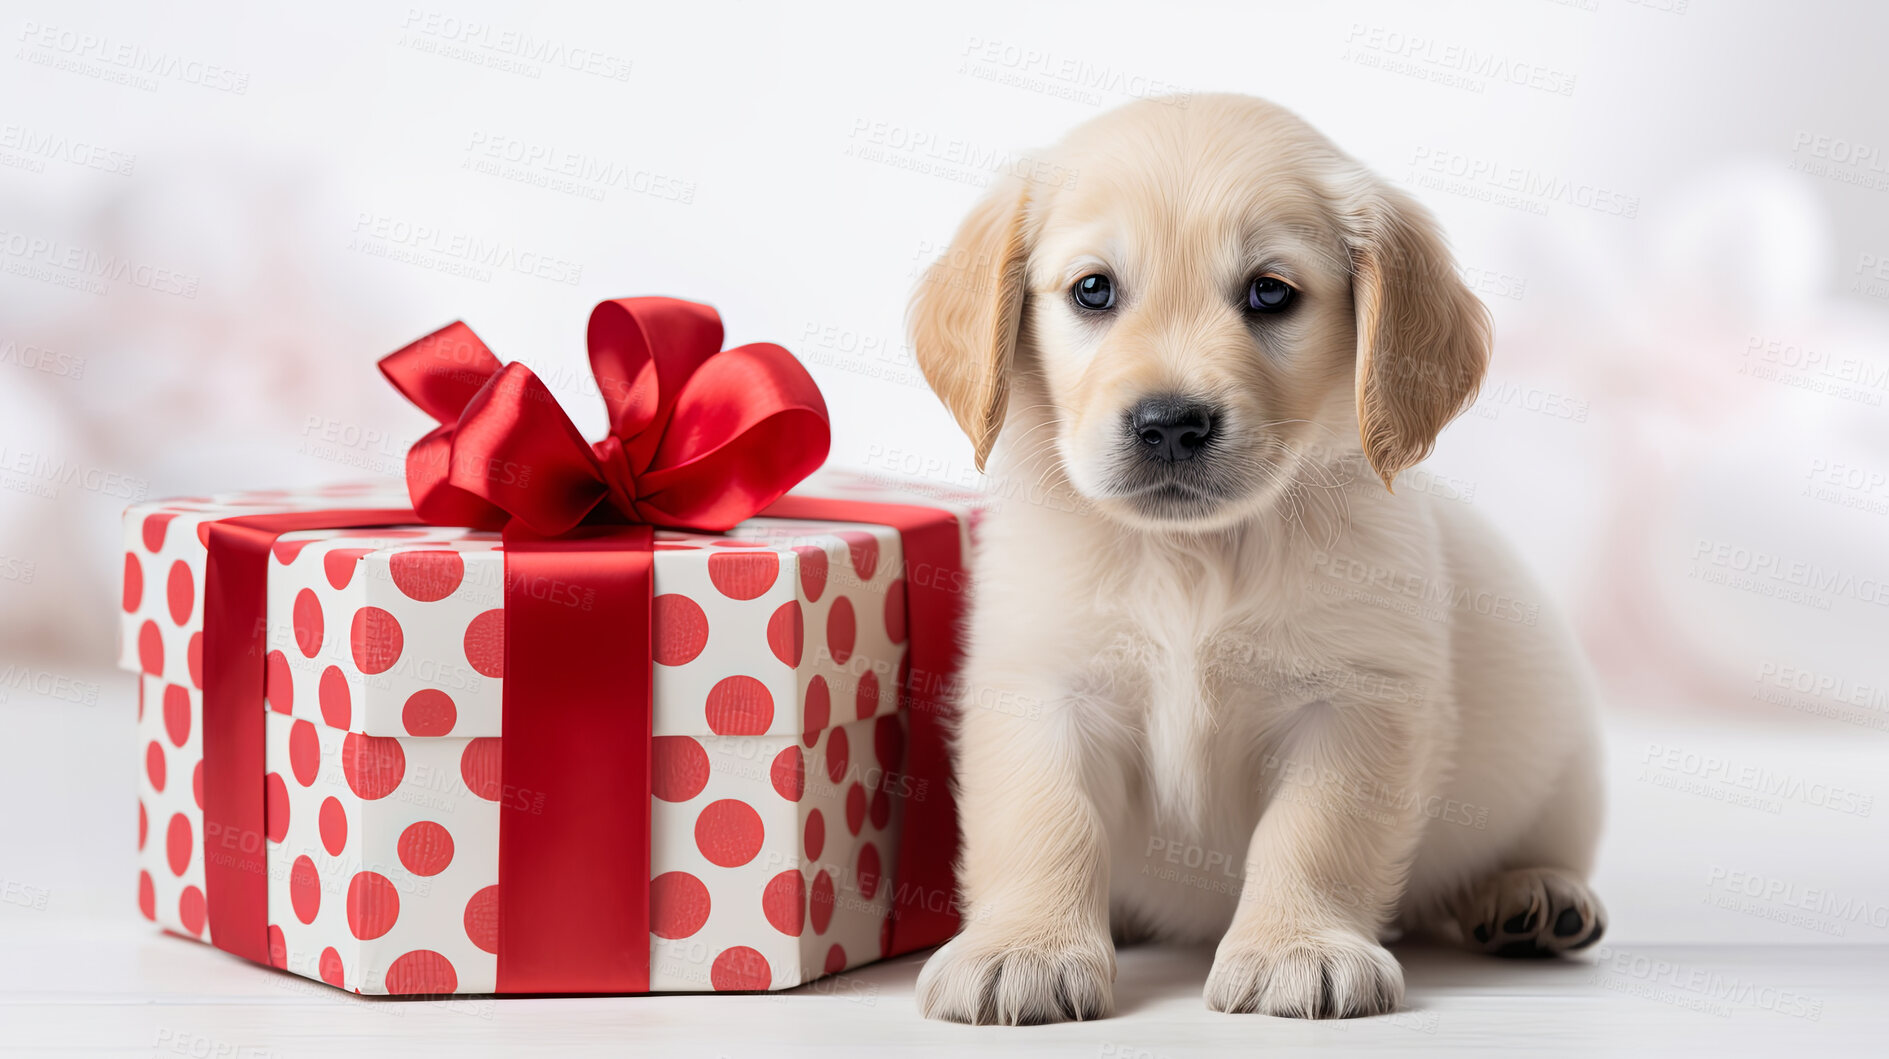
(6, 665), (1886, 1056)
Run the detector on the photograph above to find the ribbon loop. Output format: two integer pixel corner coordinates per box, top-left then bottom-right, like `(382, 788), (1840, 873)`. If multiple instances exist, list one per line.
(382, 298), (830, 534)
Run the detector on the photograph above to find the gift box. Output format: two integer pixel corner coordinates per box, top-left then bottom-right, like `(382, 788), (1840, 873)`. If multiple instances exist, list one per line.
(118, 297), (978, 994)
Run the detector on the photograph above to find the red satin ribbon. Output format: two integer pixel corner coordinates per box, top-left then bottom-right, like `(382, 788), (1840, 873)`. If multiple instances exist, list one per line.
(762, 496), (965, 954)
(200, 509), (416, 962)
(195, 297), (963, 992)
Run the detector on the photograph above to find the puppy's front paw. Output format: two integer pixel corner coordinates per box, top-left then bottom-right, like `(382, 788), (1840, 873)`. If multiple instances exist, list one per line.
(916, 931), (1115, 1025)
(1205, 930), (1403, 1018)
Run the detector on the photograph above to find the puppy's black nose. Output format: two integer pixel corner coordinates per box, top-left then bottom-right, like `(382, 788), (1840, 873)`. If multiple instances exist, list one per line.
(1129, 396), (1216, 462)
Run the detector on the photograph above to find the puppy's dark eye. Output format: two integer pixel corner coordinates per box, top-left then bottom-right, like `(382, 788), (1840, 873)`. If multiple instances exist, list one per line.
(1072, 273), (1116, 311)
(1247, 276), (1294, 313)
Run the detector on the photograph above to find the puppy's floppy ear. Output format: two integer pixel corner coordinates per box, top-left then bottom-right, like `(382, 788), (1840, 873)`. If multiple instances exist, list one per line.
(909, 180), (1032, 472)
(1345, 184), (1492, 489)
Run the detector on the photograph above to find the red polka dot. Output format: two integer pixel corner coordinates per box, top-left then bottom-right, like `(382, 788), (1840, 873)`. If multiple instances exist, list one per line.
(350, 607), (404, 675)
(884, 580), (907, 643)
(652, 736), (710, 802)
(145, 741), (166, 791)
(267, 923), (288, 968)
(464, 886), (499, 953)
(319, 947), (346, 987)
(272, 538), (314, 565)
(826, 727), (850, 784)
(795, 546), (828, 602)
(461, 738), (502, 800)
(874, 715), (903, 772)
(856, 670), (880, 720)
(770, 745), (804, 801)
(397, 821), (454, 876)
(390, 550), (465, 601)
(137, 870), (155, 920)
(650, 871), (711, 939)
(138, 621), (163, 676)
(802, 676), (829, 748)
(319, 796), (348, 855)
(463, 610), (503, 678)
(708, 551), (779, 600)
(311, 666), (348, 729)
(767, 601), (802, 667)
(837, 531), (880, 581)
(762, 870), (805, 936)
(401, 689), (456, 736)
(323, 547), (374, 590)
(122, 553), (142, 612)
(292, 589), (324, 658)
(138, 800), (148, 850)
(653, 594), (709, 666)
(811, 871), (836, 934)
(857, 842), (882, 899)
(694, 799), (764, 867)
(179, 886), (206, 936)
(826, 597), (855, 664)
(264, 772), (290, 842)
(805, 809), (826, 860)
(166, 561), (194, 625)
(846, 783), (867, 836)
(346, 871), (400, 939)
(162, 684), (191, 746)
(711, 946), (772, 991)
(288, 720), (321, 786)
(870, 786), (891, 830)
(164, 813), (192, 876)
(342, 733), (406, 799)
(706, 675), (774, 735)
(192, 761), (203, 810)
(825, 944), (847, 974)
(385, 950), (457, 995)
(265, 650), (293, 714)
(142, 512), (176, 551)
(187, 633), (202, 689)
(290, 855), (322, 923)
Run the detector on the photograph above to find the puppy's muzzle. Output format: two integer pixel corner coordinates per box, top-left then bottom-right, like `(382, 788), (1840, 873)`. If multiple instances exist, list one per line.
(1129, 395), (1218, 463)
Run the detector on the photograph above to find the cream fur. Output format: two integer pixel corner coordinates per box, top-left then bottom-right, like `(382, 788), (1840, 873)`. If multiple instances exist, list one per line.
(908, 95), (1605, 1024)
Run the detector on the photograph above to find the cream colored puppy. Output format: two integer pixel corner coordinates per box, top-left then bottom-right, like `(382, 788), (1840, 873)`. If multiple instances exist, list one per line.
(908, 95), (1605, 1024)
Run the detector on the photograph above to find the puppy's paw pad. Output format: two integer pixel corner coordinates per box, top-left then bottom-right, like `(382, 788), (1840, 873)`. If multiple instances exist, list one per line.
(916, 933), (1115, 1025)
(1457, 867), (1606, 957)
(1204, 932), (1403, 1018)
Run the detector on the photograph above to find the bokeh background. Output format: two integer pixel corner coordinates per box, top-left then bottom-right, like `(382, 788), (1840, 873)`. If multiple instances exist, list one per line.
(3, 0), (1886, 946)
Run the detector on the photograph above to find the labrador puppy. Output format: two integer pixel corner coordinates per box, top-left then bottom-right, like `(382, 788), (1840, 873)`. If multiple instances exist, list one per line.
(907, 94), (1605, 1024)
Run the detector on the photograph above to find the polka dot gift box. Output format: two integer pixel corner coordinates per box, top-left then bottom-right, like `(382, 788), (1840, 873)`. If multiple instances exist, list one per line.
(119, 297), (984, 995)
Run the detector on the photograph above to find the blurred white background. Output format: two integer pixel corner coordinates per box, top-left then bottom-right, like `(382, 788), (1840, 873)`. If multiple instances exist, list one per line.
(3, 0), (1888, 961)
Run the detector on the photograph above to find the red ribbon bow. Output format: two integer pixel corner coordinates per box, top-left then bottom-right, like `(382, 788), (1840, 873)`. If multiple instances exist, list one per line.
(379, 296), (831, 535)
